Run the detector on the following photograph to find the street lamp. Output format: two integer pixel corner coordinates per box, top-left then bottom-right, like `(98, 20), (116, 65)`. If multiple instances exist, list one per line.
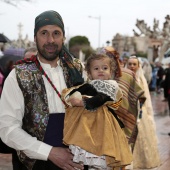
(88, 15), (101, 48)
(106, 40), (110, 46)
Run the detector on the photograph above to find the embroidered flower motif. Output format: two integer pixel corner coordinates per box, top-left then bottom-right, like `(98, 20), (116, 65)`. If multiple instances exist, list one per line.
(34, 112), (42, 124)
(27, 63), (38, 71)
(19, 70), (33, 81)
(42, 116), (49, 126)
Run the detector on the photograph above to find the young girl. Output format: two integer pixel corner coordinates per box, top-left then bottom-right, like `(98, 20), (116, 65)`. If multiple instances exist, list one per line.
(126, 56), (161, 169)
(62, 53), (133, 169)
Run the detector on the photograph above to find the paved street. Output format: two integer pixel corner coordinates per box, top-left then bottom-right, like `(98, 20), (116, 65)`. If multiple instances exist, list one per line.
(140, 92), (170, 170)
(0, 91), (170, 170)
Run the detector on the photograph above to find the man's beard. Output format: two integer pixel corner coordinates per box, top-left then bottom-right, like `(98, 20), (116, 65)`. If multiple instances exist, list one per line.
(36, 41), (62, 61)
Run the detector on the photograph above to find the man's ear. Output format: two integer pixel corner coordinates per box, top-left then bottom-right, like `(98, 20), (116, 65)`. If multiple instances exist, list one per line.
(34, 36), (36, 43)
(63, 37), (66, 43)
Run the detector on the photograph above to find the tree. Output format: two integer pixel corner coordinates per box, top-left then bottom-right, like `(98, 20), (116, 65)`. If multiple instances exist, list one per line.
(68, 36), (94, 59)
(69, 36), (90, 48)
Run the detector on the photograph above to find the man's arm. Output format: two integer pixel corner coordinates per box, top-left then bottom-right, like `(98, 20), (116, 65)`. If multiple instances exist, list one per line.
(0, 69), (51, 160)
(0, 69), (84, 169)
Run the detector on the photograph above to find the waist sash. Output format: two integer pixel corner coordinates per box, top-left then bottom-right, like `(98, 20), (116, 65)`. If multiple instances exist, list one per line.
(43, 113), (66, 147)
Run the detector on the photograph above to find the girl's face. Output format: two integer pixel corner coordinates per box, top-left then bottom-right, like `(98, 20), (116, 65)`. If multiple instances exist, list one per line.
(89, 58), (112, 80)
(127, 58), (139, 73)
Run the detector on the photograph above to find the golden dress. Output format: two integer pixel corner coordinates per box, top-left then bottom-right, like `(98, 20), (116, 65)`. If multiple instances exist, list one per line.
(62, 80), (133, 169)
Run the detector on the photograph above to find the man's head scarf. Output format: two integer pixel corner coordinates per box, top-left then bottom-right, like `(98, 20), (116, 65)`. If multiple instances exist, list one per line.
(34, 10), (65, 36)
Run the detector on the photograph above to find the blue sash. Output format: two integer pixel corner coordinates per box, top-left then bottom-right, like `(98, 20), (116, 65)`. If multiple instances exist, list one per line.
(43, 113), (66, 147)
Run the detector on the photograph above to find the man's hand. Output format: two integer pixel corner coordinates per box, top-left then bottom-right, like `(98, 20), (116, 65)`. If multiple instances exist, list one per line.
(48, 147), (84, 170)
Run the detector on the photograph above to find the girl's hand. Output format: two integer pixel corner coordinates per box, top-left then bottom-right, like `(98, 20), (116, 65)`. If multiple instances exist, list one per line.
(67, 97), (84, 107)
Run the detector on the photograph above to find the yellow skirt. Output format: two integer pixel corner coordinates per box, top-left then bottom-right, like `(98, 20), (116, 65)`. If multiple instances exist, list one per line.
(63, 105), (133, 168)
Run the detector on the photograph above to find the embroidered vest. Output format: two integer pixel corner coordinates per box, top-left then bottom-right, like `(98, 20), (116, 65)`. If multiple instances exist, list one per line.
(15, 58), (83, 170)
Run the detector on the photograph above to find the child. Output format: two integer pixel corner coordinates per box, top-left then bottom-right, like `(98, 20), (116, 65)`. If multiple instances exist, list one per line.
(62, 53), (133, 169)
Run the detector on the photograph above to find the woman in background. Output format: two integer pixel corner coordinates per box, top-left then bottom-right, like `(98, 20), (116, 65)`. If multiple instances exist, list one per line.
(126, 56), (161, 169)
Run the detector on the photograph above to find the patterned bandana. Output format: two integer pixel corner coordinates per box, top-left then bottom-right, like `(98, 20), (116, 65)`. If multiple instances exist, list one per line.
(34, 10), (65, 36)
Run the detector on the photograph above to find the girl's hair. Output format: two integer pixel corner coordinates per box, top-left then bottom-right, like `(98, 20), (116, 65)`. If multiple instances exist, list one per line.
(96, 47), (122, 78)
(85, 53), (114, 74)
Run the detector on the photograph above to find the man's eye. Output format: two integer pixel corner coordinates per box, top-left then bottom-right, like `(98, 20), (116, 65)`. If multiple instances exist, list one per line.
(41, 31), (46, 35)
(54, 31), (61, 35)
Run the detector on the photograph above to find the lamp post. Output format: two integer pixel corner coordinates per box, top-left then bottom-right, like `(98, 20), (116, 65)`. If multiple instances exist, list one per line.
(18, 22), (23, 48)
(88, 15), (101, 48)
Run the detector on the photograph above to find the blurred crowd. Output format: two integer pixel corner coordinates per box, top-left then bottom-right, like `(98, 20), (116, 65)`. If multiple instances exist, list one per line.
(122, 55), (170, 95)
(0, 46), (37, 97)
(149, 61), (170, 102)
(122, 55), (170, 114)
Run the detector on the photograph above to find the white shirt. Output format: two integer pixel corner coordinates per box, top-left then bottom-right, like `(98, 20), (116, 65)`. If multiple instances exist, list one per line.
(0, 59), (69, 160)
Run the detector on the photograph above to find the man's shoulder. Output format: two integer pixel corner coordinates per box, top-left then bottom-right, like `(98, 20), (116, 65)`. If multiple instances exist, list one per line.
(72, 57), (82, 64)
(15, 62), (38, 72)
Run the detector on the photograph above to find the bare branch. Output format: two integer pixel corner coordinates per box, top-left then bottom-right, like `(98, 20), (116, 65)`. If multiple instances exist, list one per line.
(0, 0), (33, 7)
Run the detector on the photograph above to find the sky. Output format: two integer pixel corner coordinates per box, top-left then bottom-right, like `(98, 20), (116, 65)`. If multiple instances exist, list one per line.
(0, 0), (170, 49)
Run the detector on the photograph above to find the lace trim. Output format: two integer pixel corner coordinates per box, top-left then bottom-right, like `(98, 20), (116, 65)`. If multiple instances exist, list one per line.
(69, 145), (107, 169)
(89, 80), (118, 101)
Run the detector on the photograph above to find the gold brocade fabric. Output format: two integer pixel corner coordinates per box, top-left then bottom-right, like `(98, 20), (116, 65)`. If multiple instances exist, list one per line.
(63, 105), (133, 167)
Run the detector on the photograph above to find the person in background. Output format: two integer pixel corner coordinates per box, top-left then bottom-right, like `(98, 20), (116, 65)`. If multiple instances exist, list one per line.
(140, 59), (152, 85)
(62, 53), (132, 169)
(126, 56), (161, 169)
(0, 10), (85, 170)
(121, 56), (129, 67)
(149, 62), (157, 91)
(2, 60), (14, 88)
(155, 62), (164, 93)
(163, 63), (170, 113)
(0, 46), (4, 58)
(24, 46), (37, 59)
(3, 60), (14, 78)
